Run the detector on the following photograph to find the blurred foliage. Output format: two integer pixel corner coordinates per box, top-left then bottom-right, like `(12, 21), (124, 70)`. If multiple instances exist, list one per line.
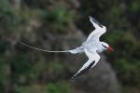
(0, 0), (75, 93)
(106, 31), (140, 86)
(0, 0), (140, 93)
(43, 5), (74, 34)
(16, 81), (71, 93)
(77, 0), (140, 92)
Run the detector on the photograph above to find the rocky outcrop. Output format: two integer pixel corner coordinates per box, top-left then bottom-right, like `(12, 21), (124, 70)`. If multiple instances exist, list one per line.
(70, 55), (120, 93)
(53, 30), (120, 93)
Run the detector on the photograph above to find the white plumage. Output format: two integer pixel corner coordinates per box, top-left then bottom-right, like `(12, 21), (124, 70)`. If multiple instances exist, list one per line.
(21, 16), (114, 79)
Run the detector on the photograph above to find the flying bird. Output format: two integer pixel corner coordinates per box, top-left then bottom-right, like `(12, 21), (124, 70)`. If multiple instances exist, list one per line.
(21, 16), (114, 80)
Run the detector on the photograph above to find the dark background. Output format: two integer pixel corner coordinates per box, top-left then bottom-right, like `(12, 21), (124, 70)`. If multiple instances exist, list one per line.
(0, 0), (140, 93)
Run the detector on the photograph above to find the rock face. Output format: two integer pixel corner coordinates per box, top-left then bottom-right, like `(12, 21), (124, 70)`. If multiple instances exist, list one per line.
(71, 56), (120, 93)
(59, 30), (120, 93)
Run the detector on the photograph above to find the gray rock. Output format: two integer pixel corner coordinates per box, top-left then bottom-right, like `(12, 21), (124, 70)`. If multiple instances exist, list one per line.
(59, 30), (120, 93)
(70, 55), (120, 93)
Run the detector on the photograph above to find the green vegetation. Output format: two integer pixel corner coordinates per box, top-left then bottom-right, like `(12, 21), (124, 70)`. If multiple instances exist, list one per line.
(0, 0), (140, 93)
(77, 0), (140, 92)
(16, 81), (71, 93)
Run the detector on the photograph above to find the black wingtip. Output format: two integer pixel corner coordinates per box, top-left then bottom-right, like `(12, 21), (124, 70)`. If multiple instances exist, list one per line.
(70, 73), (81, 81)
(70, 74), (77, 80)
(89, 16), (92, 19)
(70, 69), (87, 81)
(70, 77), (75, 81)
(70, 60), (95, 81)
(89, 16), (96, 22)
(89, 16), (103, 28)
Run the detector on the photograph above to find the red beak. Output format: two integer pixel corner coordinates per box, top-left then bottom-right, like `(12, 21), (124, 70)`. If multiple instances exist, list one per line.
(108, 46), (114, 52)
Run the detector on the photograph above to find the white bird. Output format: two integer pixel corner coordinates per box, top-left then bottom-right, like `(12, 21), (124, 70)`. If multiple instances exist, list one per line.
(21, 16), (114, 80)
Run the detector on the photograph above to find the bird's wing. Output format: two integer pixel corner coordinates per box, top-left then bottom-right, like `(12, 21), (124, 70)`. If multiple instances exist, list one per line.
(89, 16), (103, 28)
(85, 16), (106, 42)
(71, 49), (100, 80)
(87, 28), (106, 42)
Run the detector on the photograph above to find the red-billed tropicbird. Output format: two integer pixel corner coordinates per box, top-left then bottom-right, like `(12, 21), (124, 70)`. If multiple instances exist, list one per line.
(21, 16), (114, 80)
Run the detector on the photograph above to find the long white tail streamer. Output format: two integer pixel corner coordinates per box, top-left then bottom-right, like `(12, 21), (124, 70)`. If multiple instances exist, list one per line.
(20, 42), (70, 53)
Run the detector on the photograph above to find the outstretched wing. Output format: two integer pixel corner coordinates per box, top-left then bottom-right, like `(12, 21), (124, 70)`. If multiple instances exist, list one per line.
(71, 49), (100, 80)
(71, 59), (95, 80)
(89, 16), (103, 28)
(85, 16), (106, 43)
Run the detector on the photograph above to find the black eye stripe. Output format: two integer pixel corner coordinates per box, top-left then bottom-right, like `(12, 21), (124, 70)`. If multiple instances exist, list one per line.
(102, 44), (107, 48)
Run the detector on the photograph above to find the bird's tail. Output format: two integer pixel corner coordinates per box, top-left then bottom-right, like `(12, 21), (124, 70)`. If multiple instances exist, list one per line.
(20, 42), (70, 53)
(68, 46), (84, 54)
(20, 42), (84, 54)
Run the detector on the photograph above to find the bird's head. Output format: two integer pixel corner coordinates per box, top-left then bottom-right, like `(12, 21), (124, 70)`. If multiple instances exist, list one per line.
(101, 42), (114, 52)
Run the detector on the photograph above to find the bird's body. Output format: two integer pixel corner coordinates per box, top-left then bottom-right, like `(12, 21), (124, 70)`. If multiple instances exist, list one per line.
(21, 16), (114, 80)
